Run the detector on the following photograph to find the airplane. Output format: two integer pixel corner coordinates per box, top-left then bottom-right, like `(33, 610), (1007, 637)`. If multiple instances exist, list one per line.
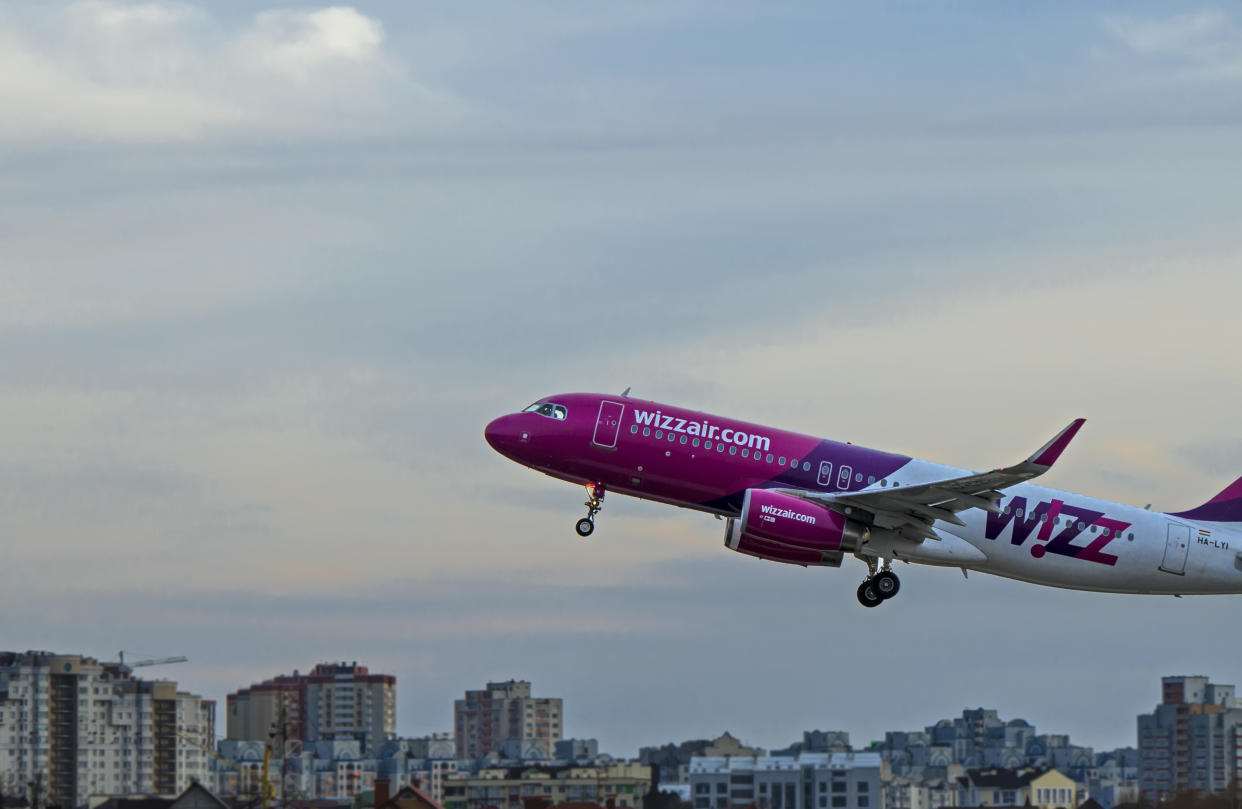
(484, 392), (1242, 606)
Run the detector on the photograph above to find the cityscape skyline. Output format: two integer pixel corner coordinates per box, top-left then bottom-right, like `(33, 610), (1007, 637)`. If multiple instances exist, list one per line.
(2, 646), (1217, 759)
(3, 0), (1242, 787)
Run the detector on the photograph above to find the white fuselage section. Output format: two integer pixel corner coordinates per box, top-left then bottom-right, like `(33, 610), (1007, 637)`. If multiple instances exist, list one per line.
(860, 460), (1242, 595)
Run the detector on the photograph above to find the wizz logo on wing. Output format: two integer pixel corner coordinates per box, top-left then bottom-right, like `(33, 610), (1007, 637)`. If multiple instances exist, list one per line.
(983, 497), (1129, 566)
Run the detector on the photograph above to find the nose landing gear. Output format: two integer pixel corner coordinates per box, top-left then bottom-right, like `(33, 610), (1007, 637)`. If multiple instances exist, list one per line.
(857, 557), (901, 607)
(575, 484), (605, 537)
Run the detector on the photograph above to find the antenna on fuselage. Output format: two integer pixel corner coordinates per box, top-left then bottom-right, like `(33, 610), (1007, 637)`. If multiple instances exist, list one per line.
(621, 386), (631, 397)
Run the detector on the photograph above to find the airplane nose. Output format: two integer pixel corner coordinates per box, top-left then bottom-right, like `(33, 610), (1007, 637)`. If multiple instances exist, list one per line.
(484, 414), (520, 455)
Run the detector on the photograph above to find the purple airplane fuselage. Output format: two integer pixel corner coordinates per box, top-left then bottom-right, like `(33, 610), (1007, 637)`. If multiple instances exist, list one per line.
(485, 392), (1242, 603)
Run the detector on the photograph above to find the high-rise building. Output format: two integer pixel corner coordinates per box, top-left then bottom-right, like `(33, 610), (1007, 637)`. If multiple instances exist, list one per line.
(1138, 675), (1242, 801)
(226, 662), (396, 754)
(0, 651), (214, 806)
(688, 752), (882, 809)
(453, 680), (562, 760)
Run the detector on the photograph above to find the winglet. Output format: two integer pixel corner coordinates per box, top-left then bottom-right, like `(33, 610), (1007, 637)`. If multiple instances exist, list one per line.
(1028, 418), (1086, 469)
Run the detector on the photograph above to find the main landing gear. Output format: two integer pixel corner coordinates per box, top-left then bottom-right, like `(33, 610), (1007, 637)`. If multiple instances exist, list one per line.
(575, 484), (605, 537)
(857, 558), (901, 608)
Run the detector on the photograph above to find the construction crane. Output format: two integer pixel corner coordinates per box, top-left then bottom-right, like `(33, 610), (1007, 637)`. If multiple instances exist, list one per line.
(114, 652), (189, 670)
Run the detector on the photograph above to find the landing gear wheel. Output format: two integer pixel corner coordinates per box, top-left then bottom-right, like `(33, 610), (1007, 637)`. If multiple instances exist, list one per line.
(576, 483), (604, 537)
(857, 580), (883, 608)
(873, 570), (900, 600)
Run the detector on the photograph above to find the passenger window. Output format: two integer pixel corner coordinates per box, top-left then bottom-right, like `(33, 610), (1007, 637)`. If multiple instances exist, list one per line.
(680, 435), (688, 444)
(778, 457), (786, 465)
(705, 441), (712, 450)
(802, 462), (811, 471)
(630, 425), (638, 434)
(729, 446), (737, 455)
(742, 449), (749, 458)
(854, 473), (862, 482)
(668, 432), (676, 442)
(655, 430), (663, 439)
(643, 427), (651, 437)
(867, 475), (875, 484)
(718, 443), (726, 452)
(765, 453), (774, 463)
(692, 438), (700, 447)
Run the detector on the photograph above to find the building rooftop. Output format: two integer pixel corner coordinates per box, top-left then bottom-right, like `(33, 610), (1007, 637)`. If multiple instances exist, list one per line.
(689, 753), (882, 773)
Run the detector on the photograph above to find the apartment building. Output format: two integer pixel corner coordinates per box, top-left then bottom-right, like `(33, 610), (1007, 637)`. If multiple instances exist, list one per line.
(1138, 675), (1242, 801)
(0, 651), (213, 807)
(454, 681), (562, 760)
(441, 761), (650, 809)
(227, 662), (396, 754)
(688, 752), (883, 809)
(956, 767), (1080, 809)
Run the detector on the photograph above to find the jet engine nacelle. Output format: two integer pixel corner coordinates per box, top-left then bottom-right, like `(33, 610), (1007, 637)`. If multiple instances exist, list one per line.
(729, 488), (869, 554)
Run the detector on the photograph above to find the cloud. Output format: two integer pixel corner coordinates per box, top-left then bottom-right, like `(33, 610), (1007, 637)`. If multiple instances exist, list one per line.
(238, 7), (384, 81)
(1102, 10), (1242, 79)
(0, 2), (459, 143)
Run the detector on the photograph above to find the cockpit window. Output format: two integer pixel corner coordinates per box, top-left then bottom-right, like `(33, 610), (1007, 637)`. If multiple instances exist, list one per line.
(522, 402), (568, 420)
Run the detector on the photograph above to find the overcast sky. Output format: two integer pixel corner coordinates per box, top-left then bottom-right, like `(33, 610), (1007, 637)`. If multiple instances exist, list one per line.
(3, 0), (1242, 757)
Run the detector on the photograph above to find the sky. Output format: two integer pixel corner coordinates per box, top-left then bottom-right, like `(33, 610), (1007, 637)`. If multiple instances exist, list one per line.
(3, 0), (1242, 758)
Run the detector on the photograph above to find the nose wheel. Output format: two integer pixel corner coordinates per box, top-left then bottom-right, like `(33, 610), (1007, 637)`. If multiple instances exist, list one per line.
(856, 559), (900, 607)
(575, 484), (605, 538)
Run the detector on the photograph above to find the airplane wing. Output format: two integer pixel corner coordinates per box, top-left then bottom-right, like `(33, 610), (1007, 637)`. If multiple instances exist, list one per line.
(794, 418), (1086, 543)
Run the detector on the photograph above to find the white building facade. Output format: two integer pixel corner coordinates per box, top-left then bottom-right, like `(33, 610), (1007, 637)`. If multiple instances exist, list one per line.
(689, 753), (884, 809)
(0, 651), (213, 807)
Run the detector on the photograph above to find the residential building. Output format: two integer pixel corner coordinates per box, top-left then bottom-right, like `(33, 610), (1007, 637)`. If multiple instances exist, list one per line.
(687, 752), (882, 809)
(227, 662), (396, 754)
(375, 779), (447, 809)
(956, 767), (1079, 809)
(556, 739), (601, 761)
(1138, 675), (1242, 801)
(92, 779), (238, 809)
(377, 736), (458, 804)
(641, 733), (767, 785)
(878, 710), (1092, 782)
(441, 762), (650, 809)
(772, 732), (851, 758)
(454, 681), (563, 760)
(0, 650), (213, 807)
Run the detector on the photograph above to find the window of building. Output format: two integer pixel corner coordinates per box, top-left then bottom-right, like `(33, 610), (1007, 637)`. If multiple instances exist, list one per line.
(858, 798), (868, 808)
(717, 784), (728, 794)
(696, 784), (710, 795)
(857, 783), (869, 793)
(832, 799), (846, 808)
(833, 783), (847, 794)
